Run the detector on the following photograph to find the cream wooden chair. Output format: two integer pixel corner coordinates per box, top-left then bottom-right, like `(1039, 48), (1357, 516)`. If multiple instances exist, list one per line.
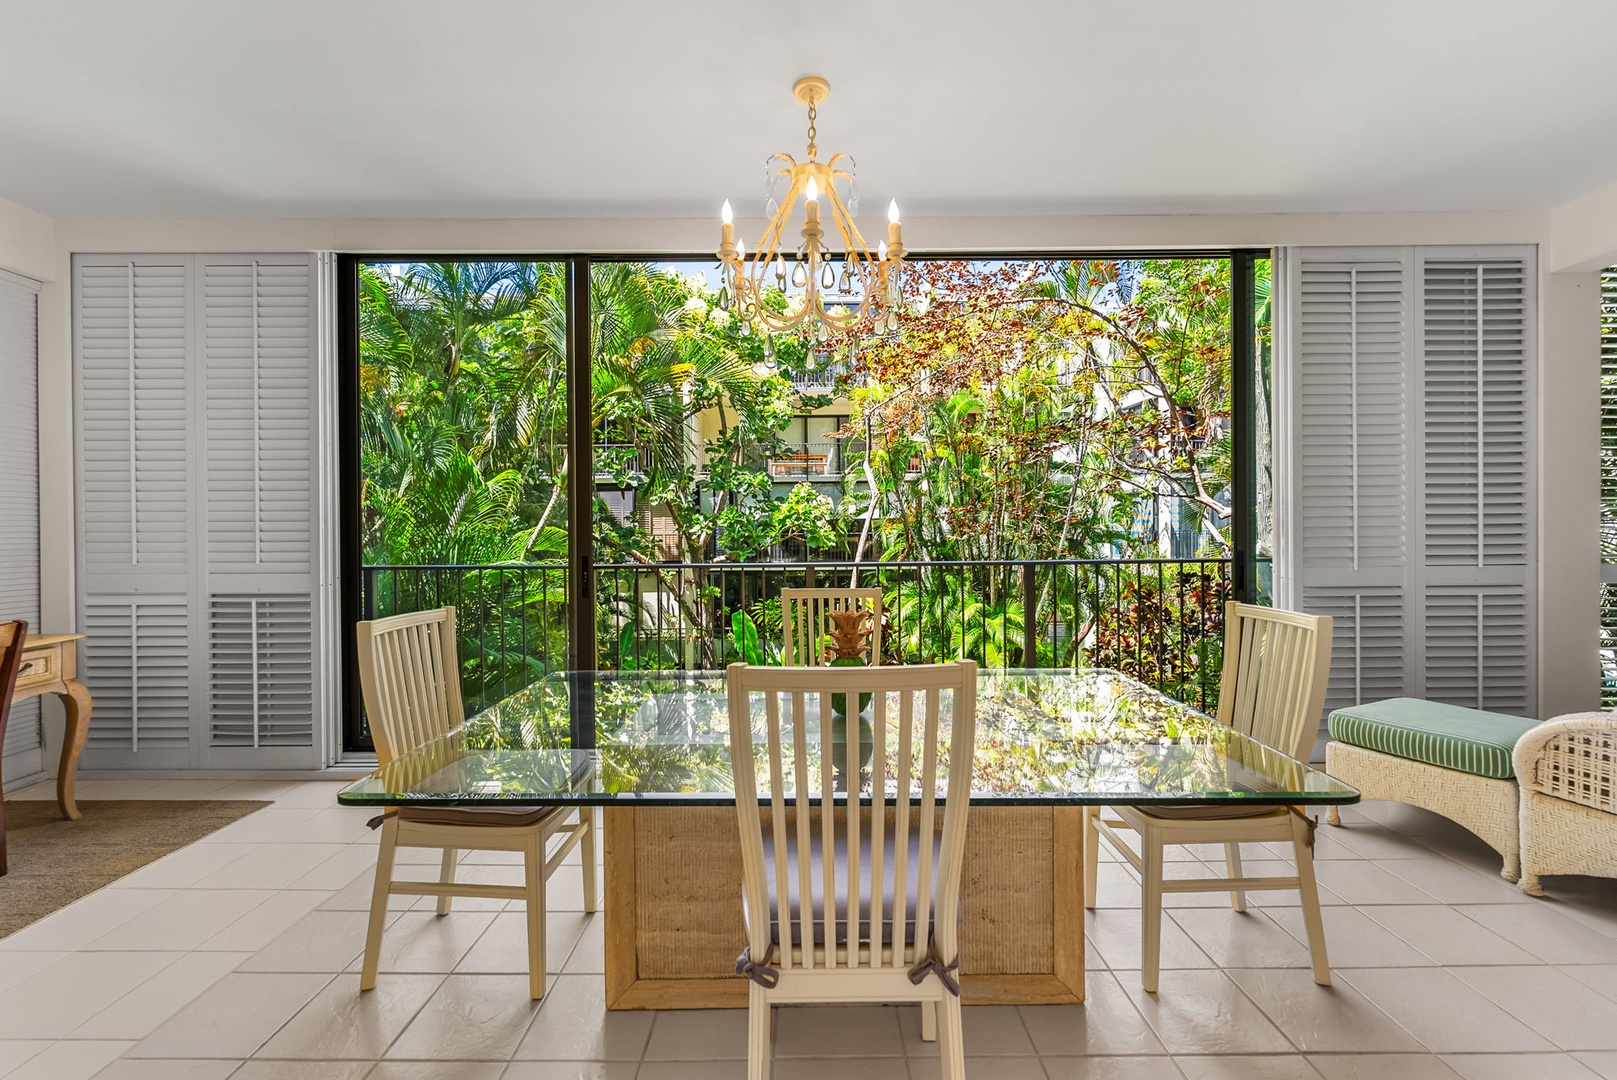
(727, 660), (977, 1080)
(1084, 602), (1334, 993)
(355, 607), (596, 1000)
(780, 587), (883, 666)
(0, 620), (29, 877)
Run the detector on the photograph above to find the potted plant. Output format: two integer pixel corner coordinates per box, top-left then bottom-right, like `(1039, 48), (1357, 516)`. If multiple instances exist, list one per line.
(823, 608), (876, 779)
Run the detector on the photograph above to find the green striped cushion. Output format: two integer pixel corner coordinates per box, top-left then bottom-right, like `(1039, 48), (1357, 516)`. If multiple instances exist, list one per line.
(1327, 698), (1538, 780)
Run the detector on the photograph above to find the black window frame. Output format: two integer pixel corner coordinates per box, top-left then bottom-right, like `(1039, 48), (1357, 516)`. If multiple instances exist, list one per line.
(338, 249), (1265, 754)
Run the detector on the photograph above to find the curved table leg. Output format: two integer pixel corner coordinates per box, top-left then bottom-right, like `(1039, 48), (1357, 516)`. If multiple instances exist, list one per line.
(56, 681), (92, 821)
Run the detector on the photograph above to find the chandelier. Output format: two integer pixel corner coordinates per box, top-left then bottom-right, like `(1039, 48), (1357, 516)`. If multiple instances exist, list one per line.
(717, 76), (907, 360)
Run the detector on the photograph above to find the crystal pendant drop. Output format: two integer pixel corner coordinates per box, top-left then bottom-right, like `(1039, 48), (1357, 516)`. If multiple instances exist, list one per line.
(774, 257), (787, 285)
(886, 309), (899, 332)
(820, 262), (836, 289)
(837, 268), (851, 293)
(805, 350), (818, 370)
(717, 286), (731, 311)
(791, 261), (808, 288)
(738, 319), (751, 337)
(765, 197), (778, 218)
(763, 335), (775, 359)
(816, 321), (829, 344)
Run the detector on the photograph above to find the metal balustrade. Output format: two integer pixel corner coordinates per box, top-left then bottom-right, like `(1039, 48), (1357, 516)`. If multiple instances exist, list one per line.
(361, 557), (1234, 717)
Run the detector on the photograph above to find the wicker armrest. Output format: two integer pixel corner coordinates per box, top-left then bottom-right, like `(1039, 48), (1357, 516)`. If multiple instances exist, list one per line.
(1513, 712), (1617, 815)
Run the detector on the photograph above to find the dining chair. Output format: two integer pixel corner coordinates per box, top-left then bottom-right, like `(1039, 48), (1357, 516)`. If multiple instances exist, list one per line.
(726, 659), (978, 1080)
(1083, 602), (1334, 993)
(355, 606), (596, 999)
(779, 587), (883, 666)
(0, 620), (29, 877)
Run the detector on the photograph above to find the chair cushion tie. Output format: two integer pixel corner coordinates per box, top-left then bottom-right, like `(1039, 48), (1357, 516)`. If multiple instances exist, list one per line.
(735, 946), (780, 989)
(1291, 807), (1318, 848)
(907, 949), (961, 997)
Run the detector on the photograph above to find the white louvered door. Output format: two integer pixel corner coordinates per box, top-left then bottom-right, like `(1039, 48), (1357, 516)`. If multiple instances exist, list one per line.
(75, 256), (195, 769)
(1281, 249), (1415, 755)
(198, 256), (319, 767)
(73, 254), (324, 770)
(1281, 246), (1537, 753)
(0, 269), (42, 786)
(1417, 256), (1535, 714)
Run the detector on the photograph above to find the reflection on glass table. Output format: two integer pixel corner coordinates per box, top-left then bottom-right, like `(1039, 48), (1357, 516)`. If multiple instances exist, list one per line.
(338, 668), (1358, 809)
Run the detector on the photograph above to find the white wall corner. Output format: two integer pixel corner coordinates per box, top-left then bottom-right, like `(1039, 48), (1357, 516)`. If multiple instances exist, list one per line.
(1551, 180), (1617, 274)
(1537, 269), (1602, 718)
(0, 194), (55, 283)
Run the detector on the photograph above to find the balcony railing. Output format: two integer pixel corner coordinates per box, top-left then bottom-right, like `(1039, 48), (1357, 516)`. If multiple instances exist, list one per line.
(361, 557), (1233, 717)
(790, 360), (850, 393)
(767, 441), (844, 479)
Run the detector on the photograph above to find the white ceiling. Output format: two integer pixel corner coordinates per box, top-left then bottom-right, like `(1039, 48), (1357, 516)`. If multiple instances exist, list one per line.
(3, 0), (1616, 221)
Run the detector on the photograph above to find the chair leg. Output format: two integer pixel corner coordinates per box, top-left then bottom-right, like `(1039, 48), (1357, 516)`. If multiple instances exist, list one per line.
(1140, 826), (1164, 994)
(581, 809), (599, 914)
(1224, 842), (1248, 912)
(1083, 806), (1100, 910)
(748, 982), (772, 1080)
(524, 834), (547, 999)
(360, 816), (399, 991)
(436, 847), (458, 916)
(1291, 813), (1331, 986)
(1325, 806), (1343, 827)
(936, 994), (965, 1080)
(921, 1000), (937, 1042)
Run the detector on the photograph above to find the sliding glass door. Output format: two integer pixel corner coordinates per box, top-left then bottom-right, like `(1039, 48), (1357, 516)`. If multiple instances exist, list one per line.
(342, 253), (1263, 751)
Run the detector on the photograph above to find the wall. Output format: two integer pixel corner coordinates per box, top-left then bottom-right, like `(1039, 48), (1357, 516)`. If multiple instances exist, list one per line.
(0, 194), (53, 283)
(22, 207), (1606, 772)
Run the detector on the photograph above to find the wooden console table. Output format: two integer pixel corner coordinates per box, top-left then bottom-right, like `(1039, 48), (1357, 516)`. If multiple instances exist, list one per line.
(15, 634), (93, 820)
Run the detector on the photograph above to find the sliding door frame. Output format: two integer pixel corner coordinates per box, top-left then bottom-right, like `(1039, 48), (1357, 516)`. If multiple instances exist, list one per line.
(337, 250), (1264, 753)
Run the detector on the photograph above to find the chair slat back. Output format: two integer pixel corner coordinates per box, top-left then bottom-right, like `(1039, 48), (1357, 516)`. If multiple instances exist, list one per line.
(727, 660), (977, 974)
(355, 607), (465, 765)
(780, 588), (884, 666)
(0, 621), (29, 756)
(1215, 602), (1333, 761)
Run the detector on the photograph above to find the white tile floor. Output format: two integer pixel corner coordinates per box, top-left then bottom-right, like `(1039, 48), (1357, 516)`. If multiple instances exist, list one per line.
(3, 779), (1617, 1079)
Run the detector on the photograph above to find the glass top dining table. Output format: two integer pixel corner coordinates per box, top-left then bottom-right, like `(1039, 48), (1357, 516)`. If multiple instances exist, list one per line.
(337, 667), (1359, 809)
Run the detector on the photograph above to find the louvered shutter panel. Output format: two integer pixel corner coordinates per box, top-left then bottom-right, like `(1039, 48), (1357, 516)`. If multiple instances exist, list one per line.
(1284, 249), (1414, 754)
(198, 255), (320, 766)
(77, 259), (191, 570)
(73, 254), (325, 769)
(1418, 254), (1535, 714)
(0, 269), (41, 783)
(1282, 245), (1538, 751)
(74, 256), (195, 768)
(202, 259), (314, 572)
(81, 598), (191, 753)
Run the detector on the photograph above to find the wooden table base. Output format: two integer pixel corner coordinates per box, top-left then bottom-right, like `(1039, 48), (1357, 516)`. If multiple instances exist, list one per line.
(602, 804), (1084, 1010)
(14, 634), (93, 820)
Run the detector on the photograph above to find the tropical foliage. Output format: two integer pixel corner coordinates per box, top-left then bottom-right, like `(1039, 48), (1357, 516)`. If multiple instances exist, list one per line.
(357, 257), (1254, 714)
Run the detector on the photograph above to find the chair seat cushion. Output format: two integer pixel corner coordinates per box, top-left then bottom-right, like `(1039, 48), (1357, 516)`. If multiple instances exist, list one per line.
(1136, 803), (1287, 821)
(1328, 698), (1539, 780)
(398, 804), (567, 828)
(761, 826), (942, 946)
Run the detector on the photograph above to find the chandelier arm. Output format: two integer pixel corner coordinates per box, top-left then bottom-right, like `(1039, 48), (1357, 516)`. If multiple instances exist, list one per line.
(823, 186), (876, 268)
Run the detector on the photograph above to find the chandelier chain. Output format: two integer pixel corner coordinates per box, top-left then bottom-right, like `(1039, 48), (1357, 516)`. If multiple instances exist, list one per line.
(806, 101), (817, 161)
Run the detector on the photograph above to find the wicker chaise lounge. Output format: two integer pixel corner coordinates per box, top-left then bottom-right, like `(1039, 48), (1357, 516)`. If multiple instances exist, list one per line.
(1324, 698), (1539, 882)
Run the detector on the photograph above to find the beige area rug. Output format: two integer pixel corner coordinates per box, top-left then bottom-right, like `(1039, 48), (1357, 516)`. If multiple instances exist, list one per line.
(0, 799), (272, 938)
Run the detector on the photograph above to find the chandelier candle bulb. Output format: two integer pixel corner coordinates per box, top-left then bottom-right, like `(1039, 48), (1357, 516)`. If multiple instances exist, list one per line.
(719, 200), (736, 257)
